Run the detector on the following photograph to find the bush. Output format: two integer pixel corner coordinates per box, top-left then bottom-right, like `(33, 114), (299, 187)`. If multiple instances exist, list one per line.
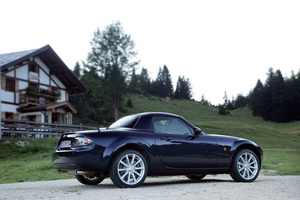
(126, 99), (133, 108)
(218, 106), (226, 115)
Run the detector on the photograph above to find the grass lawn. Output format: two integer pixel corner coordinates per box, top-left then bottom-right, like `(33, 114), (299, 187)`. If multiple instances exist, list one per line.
(1, 96), (299, 183)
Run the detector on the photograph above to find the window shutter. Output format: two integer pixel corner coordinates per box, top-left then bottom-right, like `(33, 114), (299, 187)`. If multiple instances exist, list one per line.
(58, 89), (61, 100)
(36, 114), (42, 122)
(1, 112), (5, 119)
(1, 77), (6, 90)
(15, 80), (19, 92)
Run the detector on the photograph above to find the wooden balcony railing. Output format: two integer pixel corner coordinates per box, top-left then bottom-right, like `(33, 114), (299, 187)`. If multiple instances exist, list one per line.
(1, 118), (98, 138)
(19, 89), (57, 107)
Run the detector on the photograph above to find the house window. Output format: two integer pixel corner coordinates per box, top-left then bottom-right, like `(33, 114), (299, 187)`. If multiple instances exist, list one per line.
(61, 115), (65, 124)
(5, 112), (14, 119)
(29, 63), (38, 73)
(5, 79), (15, 92)
(44, 112), (48, 123)
(27, 115), (36, 122)
(60, 114), (68, 124)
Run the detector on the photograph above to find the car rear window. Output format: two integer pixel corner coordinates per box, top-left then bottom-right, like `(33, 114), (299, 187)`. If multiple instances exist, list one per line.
(109, 115), (140, 128)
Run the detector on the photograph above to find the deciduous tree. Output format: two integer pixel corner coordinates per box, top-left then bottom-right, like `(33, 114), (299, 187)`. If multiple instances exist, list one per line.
(83, 21), (139, 121)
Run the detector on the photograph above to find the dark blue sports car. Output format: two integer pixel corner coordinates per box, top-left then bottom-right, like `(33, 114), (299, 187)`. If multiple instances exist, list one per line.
(53, 112), (263, 188)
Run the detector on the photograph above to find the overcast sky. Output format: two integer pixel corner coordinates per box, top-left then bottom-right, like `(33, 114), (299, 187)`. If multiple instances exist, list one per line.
(1, 0), (299, 105)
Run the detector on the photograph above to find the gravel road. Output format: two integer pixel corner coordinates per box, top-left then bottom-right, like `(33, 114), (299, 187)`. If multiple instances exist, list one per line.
(1, 173), (299, 200)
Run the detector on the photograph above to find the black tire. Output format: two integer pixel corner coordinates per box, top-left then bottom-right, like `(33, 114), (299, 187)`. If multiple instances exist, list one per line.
(75, 175), (105, 185)
(186, 174), (206, 181)
(230, 149), (260, 182)
(109, 149), (148, 188)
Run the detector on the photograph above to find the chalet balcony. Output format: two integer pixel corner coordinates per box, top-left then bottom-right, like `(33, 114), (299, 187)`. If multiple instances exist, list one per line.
(19, 89), (59, 107)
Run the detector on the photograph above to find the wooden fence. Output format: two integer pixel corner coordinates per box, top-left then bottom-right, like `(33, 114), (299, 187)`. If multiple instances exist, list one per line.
(1, 118), (98, 138)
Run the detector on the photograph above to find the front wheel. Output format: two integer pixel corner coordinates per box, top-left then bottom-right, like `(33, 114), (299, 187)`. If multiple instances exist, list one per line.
(75, 175), (105, 185)
(109, 150), (148, 188)
(230, 149), (260, 182)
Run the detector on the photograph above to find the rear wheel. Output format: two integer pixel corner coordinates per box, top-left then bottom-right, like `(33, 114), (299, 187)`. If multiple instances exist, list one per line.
(109, 150), (148, 188)
(230, 149), (260, 182)
(186, 174), (206, 181)
(75, 175), (105, 185)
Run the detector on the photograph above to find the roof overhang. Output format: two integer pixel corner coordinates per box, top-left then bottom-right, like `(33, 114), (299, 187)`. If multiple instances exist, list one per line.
(17, 101), (77, 114)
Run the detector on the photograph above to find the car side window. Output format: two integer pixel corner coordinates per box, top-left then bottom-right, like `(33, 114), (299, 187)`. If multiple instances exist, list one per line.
(153, 116), (192, 135)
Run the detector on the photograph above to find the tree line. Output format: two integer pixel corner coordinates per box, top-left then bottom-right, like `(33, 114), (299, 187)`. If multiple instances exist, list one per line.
(70, 21), (193, 123)
(222, 68), (300, 122)
(70, 21), (300, 124)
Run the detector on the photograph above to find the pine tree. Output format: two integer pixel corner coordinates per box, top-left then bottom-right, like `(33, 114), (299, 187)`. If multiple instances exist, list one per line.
(140, 67), (151, 94)
(249, 79), (265, 118)
(154, 65), (173, 98)
(270, 70), (290, 122)
(174, 76), (183, 99)
(128, 68), (141, 93)
(174, 76), (193, 99)
(234, 94), (248, 109)
(286, 71), (300, 120)
(262, 68), (275, 121)
(218, 105), (226, 115)
(73, 61), (81, 79)
(249, 68), (292, 122)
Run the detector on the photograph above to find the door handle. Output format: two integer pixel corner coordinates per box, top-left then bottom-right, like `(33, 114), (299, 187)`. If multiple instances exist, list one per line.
(160, 136), (173, 141)
(185, 136), (196, 140)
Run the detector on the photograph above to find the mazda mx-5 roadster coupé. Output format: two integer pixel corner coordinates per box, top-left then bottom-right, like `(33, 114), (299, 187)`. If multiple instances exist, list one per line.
(53, 112), (263, 188)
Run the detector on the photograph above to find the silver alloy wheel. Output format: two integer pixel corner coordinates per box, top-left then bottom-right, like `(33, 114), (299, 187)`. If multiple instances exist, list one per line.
(237, 152), (259, 180)
(117, 153), (145, 185)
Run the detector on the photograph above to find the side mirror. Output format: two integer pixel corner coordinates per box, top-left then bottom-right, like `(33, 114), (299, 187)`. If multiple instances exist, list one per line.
(194, 127), (202, 137)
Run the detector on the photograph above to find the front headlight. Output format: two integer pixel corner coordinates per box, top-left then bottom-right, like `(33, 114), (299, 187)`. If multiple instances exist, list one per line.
(73, 137), (93, 146)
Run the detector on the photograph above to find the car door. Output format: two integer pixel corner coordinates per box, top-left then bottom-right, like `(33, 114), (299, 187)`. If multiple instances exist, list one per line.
(154, 116), (217, 168)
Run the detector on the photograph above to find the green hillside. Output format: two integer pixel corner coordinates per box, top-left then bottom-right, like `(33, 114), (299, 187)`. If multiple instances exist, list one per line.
(121, 95), (300, 149)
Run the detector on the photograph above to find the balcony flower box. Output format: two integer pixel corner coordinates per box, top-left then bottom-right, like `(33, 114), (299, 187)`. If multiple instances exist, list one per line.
(24, 86), (60, 101)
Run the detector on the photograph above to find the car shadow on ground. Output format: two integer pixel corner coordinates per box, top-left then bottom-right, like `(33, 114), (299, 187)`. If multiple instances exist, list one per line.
(141, 178), (234, 187)
(77, 177), (235, 189)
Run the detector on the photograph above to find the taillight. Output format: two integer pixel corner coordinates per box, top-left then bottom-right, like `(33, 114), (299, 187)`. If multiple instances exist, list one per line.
(73, 137), (93, 146)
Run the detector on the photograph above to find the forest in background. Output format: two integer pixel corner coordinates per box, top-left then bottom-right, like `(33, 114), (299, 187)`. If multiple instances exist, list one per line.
(69, 21), (300, 124)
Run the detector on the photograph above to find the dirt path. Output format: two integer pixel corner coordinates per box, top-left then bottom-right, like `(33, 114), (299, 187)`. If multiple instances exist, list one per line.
(0, 174), (299, 200)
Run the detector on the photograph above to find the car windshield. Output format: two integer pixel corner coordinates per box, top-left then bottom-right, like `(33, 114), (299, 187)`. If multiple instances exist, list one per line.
(109, 115), (140, 128)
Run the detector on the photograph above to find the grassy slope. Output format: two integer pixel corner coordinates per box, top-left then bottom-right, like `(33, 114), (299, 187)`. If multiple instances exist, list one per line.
(121, 95), (300, 149)
(0, 95), (299, 183)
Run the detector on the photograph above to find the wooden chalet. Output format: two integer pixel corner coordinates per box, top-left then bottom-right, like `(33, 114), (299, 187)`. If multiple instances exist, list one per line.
(0, 44), (87, 126)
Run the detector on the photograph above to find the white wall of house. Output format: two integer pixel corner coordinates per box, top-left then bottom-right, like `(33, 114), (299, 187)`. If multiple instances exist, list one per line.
(1, 90), (14, 102)
(16, 65), (28, 80)
(5, 70), (14, 77)
(60, 90), (66, 101)
(19, 80), (28, 89)
(40, 70), (49, 85)
(1, 103), (18, 114)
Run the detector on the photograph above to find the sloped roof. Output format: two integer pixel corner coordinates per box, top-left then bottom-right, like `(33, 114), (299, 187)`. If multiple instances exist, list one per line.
(0, 45), (87, 95)
(0, 49), (38, 68)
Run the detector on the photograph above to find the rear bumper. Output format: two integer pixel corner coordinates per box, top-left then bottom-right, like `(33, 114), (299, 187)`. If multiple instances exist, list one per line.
(52, 147), (107, 173)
